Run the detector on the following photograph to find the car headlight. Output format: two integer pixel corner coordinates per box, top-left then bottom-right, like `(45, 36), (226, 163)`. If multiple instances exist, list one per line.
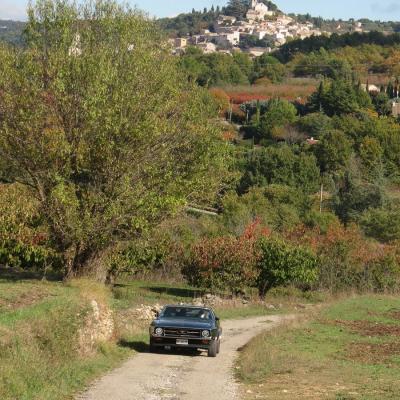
(202, 330), (210, 338)
(155, 327), (163, 336)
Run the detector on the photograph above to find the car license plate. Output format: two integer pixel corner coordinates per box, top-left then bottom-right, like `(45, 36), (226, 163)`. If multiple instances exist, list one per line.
(176, 339), (188, 345)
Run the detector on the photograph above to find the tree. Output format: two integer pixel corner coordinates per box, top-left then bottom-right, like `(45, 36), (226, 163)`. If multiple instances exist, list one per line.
(323, 80), (362, 116)
(360, 205), (400, 242)
(257, 237), (318, 296)
(239, 145), (320, 195)
(0, 0), (226, 280)
(225, 0), (249, 18)
(260, 99), (298, 139)
(333, 171), (385, 223)
(297, 112), (333, 138)
(372, 92), (391, 116)
(0, 183), (59, 271)
(315, 130), (352, 173)
(359, 137), (383, 178)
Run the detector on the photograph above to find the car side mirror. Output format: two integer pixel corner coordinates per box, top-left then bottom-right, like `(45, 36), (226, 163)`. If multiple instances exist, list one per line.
(215, 316), (220, 321)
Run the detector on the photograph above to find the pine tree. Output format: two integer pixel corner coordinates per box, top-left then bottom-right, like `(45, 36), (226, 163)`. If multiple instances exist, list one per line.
(387, 81), (394, 98)
(225, 0), (249, 18)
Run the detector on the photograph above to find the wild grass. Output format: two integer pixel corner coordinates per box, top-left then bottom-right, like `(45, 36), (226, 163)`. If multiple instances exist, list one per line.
(0, 274), (134, 400)
(237, 295), (400, 400)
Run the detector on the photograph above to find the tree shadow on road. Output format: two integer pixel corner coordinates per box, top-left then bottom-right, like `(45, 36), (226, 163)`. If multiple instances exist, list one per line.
(0, 266), (62, 282)
(118, 339), (149, 352)
(143, 286), (203, 300)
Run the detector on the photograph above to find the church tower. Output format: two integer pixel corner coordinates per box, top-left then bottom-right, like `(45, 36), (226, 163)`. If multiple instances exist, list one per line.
(251, 0), (258, 9)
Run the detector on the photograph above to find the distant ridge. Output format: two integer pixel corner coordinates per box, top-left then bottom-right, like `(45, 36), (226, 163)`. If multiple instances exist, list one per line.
(0, 20), (25, 46)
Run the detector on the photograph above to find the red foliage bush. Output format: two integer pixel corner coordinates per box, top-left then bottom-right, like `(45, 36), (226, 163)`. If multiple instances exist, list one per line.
(284, 222), (400, 292)
(183, 219), (269, 294)
(227, 92), (268, 105)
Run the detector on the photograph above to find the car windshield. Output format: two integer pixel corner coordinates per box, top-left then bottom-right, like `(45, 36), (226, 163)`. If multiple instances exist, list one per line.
(160, 306), (212, 320)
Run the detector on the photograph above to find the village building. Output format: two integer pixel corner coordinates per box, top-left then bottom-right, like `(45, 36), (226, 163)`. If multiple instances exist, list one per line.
(392, 100), (400, 118)
(246, 0), (275, 22)
(170, 0), (334, 55)
(197, 42), (217, 54)
(361, 84), (380, 94)
(174, 38), (187, 48)
(244, 47), (271, 57)
(216, 31), (241, 46)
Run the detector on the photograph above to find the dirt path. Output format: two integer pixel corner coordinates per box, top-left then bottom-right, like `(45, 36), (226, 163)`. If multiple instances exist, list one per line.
(77, 314), (292, 400)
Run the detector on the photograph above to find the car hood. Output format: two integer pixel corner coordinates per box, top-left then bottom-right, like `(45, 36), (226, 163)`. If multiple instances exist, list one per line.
(153, 318), (214, 329)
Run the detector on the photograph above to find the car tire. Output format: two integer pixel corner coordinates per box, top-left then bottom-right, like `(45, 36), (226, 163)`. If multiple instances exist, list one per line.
(208, 340), (218, 357)
(216, 339), (221, 354)
(149, 340), (158, 353)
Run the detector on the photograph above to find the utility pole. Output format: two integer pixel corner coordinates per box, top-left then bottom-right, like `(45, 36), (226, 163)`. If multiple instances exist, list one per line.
(319, 182), (324, 213)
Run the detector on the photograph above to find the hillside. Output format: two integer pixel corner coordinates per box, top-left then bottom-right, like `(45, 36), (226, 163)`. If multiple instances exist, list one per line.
(0, 20), (25, 46)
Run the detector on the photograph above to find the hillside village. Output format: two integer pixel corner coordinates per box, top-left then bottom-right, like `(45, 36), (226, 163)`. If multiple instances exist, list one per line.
(170, 0), (345, 56)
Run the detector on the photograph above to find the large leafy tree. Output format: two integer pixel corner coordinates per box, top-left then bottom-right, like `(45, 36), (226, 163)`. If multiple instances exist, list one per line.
(224, 0), (249, 18)
(0, 0), (226, 279)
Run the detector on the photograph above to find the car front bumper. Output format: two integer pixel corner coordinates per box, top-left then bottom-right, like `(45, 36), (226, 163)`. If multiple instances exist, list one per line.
(150, 336), (215, 349)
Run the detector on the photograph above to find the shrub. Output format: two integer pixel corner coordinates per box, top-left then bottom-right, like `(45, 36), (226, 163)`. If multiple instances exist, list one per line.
(257, 237), (318, 296)
(366, 254), (400, 292)
(209, 88), (230, 117)
(183, 220), (268, 294)
(360, 206), (400, 243)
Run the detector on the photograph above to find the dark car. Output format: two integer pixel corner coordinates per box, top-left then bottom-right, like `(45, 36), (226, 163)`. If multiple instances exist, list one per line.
(149, 305), (222, 357)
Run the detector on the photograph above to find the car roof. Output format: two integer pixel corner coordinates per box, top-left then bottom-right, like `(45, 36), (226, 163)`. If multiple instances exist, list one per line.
(163, 304), (213, 311)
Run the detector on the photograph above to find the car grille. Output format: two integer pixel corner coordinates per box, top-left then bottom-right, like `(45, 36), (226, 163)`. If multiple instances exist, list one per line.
(163, 328), (202, 338)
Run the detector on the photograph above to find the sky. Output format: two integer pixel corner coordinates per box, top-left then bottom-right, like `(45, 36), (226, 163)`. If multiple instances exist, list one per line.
(2, 0), (400, 21)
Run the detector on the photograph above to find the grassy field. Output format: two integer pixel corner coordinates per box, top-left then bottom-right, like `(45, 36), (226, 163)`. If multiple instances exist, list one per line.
(238, 295), (400, 400)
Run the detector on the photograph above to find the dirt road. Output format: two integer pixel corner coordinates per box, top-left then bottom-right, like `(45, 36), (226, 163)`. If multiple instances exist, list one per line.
(78, 314), (291, 400)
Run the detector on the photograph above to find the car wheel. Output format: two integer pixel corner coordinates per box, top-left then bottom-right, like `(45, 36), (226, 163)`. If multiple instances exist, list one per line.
(149, 340), (158, 353)
(216, 339), (221, 354)
(208, 340), (218, 357)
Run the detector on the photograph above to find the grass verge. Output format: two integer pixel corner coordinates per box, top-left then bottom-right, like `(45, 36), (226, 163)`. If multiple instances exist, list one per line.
(0, 275), (136, 400)
(237, 295), (400, 400)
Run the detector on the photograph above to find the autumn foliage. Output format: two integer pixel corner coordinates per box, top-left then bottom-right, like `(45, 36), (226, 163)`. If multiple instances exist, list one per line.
(284, 222), (400, 293)
(183, 220), (269, 294)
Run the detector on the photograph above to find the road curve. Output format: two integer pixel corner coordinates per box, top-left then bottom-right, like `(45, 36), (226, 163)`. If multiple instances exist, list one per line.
(77, 314), (291, 400)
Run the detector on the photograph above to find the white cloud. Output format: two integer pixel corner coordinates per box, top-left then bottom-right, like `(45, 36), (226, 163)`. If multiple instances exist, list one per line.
(0, 1), (27, 20)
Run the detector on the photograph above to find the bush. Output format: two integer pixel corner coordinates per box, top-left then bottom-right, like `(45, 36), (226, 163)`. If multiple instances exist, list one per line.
(360, 206), (400, 242)
(366, 254), (400, 292)
(183, 221), (268, 294)
(257, 237), (318, 296)
(209, 88), (230, 117)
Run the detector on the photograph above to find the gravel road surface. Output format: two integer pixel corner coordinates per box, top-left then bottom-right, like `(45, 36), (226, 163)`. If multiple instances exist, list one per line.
(78, 314), (291, 400)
